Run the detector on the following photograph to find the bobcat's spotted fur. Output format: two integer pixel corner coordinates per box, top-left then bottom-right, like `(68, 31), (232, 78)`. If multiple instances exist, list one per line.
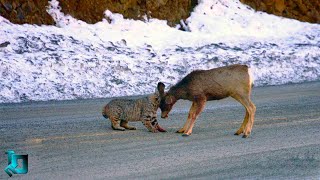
(102, 88), (166, 132)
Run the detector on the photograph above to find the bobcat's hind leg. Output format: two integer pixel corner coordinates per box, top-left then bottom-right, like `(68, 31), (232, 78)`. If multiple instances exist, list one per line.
(110, 116), (125, 131)
(120, 120), (136, 130)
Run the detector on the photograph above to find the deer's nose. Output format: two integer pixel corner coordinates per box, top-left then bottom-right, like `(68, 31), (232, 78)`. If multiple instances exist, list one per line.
(161, 114), (168, 119)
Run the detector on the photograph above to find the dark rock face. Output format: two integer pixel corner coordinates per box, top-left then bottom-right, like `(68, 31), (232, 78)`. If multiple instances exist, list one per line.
(240, 0), (320, 24)
(0, 0), (318, 25)
(57, 0), (195, 26)
(0, 0), (197, 26)
(0, 0), (54, 25)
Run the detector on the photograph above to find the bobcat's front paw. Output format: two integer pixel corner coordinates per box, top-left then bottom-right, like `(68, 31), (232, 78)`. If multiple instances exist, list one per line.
(150, 128), (158, 133)
(156, 125), (167, 132)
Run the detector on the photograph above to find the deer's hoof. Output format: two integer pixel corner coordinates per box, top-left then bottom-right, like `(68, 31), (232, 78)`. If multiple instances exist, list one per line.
(182, 133), (191, 137)
(234, 132), (240, 136)
(242, 134), (249, 138)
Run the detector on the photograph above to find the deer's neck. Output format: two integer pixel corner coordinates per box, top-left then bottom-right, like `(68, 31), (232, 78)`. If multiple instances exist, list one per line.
(169, 86), (187, 100)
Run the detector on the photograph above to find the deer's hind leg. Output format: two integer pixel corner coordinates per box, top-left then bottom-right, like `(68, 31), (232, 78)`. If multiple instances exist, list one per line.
(120, 120), (136, 130)
(244, 100), (256, 138)
(234, 111), (249, 136)
(232, 93), (256, 138)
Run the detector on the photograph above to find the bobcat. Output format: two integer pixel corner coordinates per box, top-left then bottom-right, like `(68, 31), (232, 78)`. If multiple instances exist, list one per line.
(102, 86), (166, 133)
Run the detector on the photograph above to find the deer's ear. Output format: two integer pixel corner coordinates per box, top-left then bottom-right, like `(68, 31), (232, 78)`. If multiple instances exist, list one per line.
(157, 82), (165, 97)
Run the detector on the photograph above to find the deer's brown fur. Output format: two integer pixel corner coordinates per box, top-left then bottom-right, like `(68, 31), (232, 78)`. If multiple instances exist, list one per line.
(158, 64), (256, 138)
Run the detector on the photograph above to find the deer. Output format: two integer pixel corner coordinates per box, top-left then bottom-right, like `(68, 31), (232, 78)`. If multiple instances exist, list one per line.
(157, 64), (256, 138)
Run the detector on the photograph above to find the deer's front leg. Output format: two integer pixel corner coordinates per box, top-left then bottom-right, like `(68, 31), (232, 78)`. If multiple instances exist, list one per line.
(176, 103), (196, 133)
(176, 124), (188, 133)
(183, 99), (206, 136)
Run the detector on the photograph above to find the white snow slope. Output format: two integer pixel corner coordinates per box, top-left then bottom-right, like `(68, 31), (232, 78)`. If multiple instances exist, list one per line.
(0, 0), (319, 103)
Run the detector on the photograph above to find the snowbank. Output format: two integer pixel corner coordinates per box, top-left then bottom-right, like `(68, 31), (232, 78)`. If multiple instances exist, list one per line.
(0, 0), (319, 103)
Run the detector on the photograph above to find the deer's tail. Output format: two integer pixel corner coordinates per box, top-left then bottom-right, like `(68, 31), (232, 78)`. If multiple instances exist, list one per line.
(248, 67), (254, 87)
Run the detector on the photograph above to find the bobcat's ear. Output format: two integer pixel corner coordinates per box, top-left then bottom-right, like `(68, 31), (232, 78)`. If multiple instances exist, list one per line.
(157, 82), (165, 97)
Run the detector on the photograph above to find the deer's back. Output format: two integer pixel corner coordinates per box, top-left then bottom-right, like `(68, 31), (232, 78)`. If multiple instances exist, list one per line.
(172, 64), (250, 101)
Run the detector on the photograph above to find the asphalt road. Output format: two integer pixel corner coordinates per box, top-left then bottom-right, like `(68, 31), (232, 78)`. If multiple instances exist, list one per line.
(1, 82), (320, 179)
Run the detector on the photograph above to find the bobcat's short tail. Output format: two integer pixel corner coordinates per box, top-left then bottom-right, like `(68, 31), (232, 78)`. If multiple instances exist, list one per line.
(102, 105), (109, 119)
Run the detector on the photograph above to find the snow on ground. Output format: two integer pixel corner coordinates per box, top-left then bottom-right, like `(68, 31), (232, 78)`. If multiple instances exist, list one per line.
(0, 0), (319, 103)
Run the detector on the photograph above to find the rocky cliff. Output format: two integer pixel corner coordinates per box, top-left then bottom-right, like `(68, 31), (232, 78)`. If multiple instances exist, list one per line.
(0, 0), (319, 26)
(0, 0), (197, 26)
(57, 0), (197, 26)
(0, 0), (54, 24)
(240, 0), (320, 23)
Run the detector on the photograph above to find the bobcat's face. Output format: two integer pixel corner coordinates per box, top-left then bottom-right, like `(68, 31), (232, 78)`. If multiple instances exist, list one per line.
(149, 91), (161, 110)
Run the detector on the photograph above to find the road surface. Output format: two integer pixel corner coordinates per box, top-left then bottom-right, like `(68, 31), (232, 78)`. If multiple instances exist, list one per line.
(1, 82), (320, 179)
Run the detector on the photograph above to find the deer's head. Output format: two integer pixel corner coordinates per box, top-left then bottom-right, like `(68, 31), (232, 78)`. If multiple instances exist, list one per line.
(157, 82), (176, 119)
